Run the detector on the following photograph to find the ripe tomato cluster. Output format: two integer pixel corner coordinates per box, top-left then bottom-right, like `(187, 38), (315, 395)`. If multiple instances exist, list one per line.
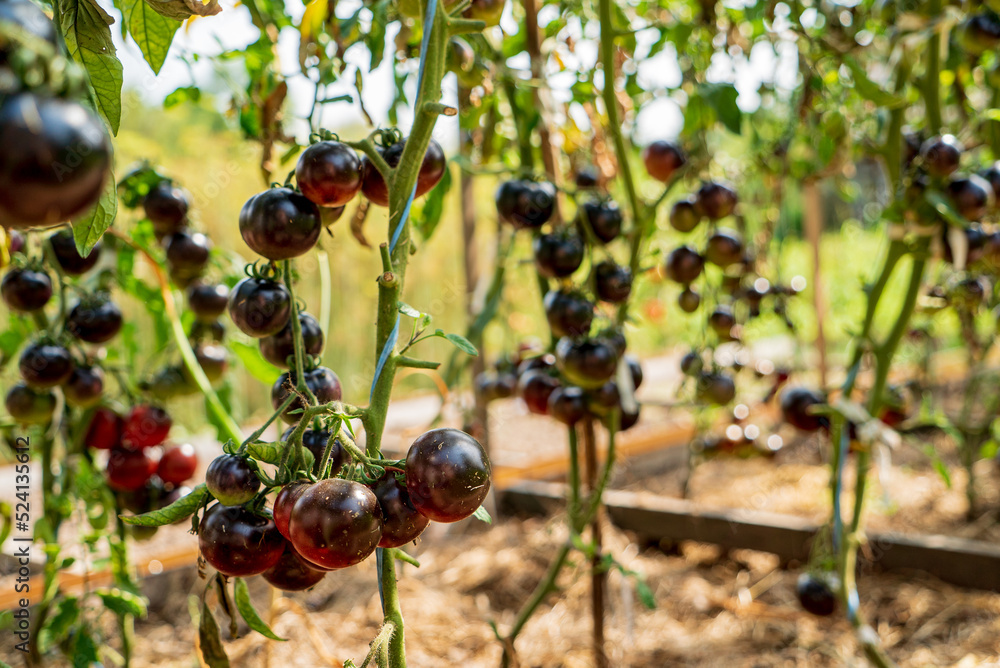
(199, 430), (490, 589)
(87, 405), (198, 539)
(0, 1), (111, 231)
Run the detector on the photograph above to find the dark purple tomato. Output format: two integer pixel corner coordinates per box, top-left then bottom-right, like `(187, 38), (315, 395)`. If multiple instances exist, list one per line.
(228, 277), (292, 338)
(981, 162), (1000, 207)
(517, 369), (560, 415)
(189, 342), (228, 382)
(206, 454), (260, 506)
(680, 351), (703, 376)
(580, 200), (623, 243)
(669, 198), (701, 233)
(544, 289), (594, 338)
(143, 181), (190, 236)
(517, 353), (555, 377)
(2, 266), (52, 312)
(164, 230), (211, 282)
(594, 261), (632, 303)
(665, 245), (704, 284)
(405, 428), (491, 523)
(642, 141), (686, 182)
(920, 135), (962, 178)
(262, 544), (327, 591)
(187, 283), (229, 322)
(619, 403), (640, 431)
(49, 230), (100, 275)
(587, 381), (620, 417)
(696, 372), (736, 405)
(0, 94), (111, 230)
(780, 387), (828, 432)
(574, 166), (599, 188)
(296, 141), (363, 208)
(274, 482), (310, 540)
(157, 443), (198, 485)
(198, 504), (285, 577)
(371, 472), (430, 548)
(361, 139), (446, 207)
(625, 356), (643, 390)
(240, 187), (322, 261)
(85, 407), (123, 450)
(601, 328), (628, 358)
(796, 573), (838, 616)
(476, 372), (517, 402)
(5, 383), (55, 424)
(708, 306), (736, 338)
(289, 478), (383, 569)
(281, 426), (346, 476)
(694, 181), (738, 220)
(106, 447), (156, 492)
(704, 230), (744, 268)
(260, 312), (325, 368)
(122, 404), (172, 449)
(271, 366), (343, 424)
(555, 336), (619, 390)
(677, 288), (701, 313)
(495, 180), (556, 229)
(533, 232), (585, 278)
(63, 365), (104, 408)
(948, 175), (994, 222)
(66, 297), (123, 344)
(547, 385), (588, 425)
(19, 341), (73, 388)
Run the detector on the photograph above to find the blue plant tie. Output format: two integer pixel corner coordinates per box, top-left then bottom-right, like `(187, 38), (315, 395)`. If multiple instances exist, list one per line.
(832, 426), (849, 554)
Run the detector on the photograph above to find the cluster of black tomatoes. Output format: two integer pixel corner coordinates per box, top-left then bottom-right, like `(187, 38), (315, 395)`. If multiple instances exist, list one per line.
(112, 173), (235, 399)
(3, 230), (123, 423)
(0, 0), (112, 232)
(477, 342), (644, 430)
(198, 430), (490, 590)
(482, 152), (660, 427)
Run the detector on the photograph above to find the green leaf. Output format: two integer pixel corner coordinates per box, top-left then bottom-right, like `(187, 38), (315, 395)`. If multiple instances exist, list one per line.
(247, 442), (314, 470)
(414, 164), (451, 241)
(38, 596), (79, 652)
(231, 341), (282, 385)
(398, 301), (423, 319)
(122, 0), (180, 74)
(926, 190), (968, 228)
(198, 599), (231, 668)
(843, 56), (905, 109)
(72, 169), (118, 256)
(72, 631), (99, 668)
(436, 330), (478, 356)
(121, 483), (208, 526)
(699, 83), (742, 135)
(635, 579), (656, 610)
(164, 85), (202, 108)
(234, 578), (286, 641)
(60, 0), (125, 134)
(472, 505), (492, 524)
(96, 587), (148, 618)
